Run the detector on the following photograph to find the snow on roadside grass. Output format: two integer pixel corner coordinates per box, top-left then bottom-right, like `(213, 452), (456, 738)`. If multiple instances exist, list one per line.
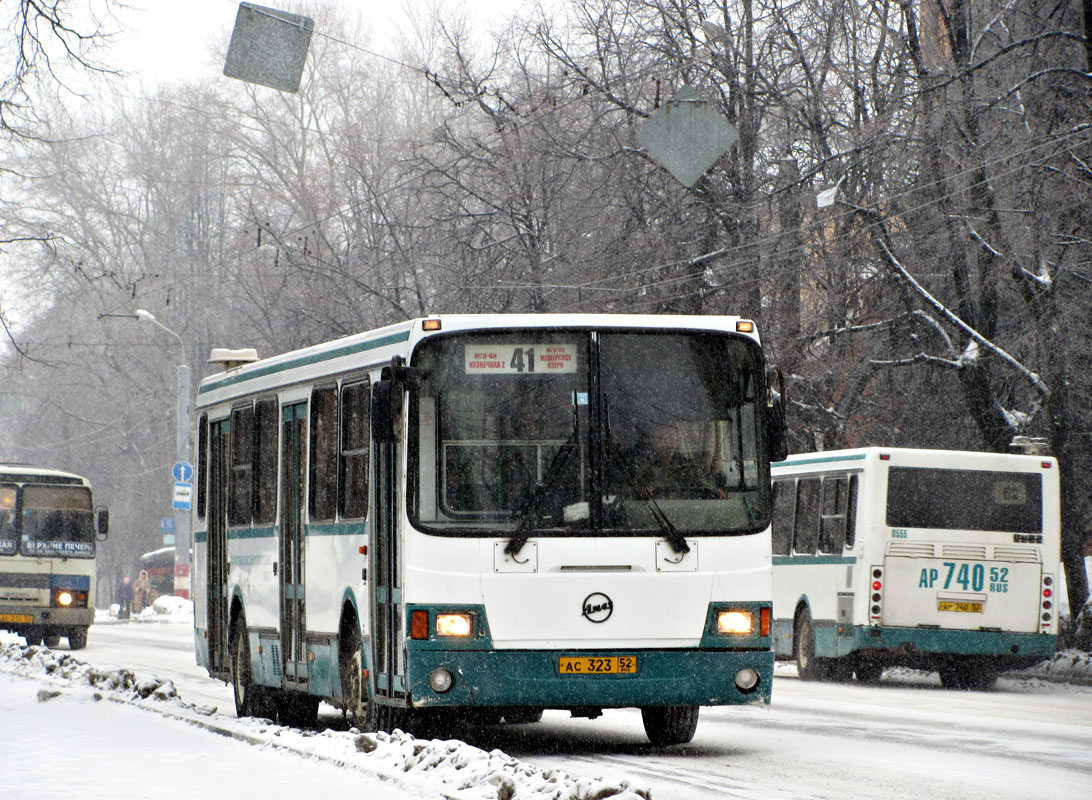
(0, 640), (650, 800)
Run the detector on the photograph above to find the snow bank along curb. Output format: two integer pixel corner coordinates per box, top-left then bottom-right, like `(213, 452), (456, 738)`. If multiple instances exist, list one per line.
(0, 642), (650, 800)
(1006, 649), (1092, 686)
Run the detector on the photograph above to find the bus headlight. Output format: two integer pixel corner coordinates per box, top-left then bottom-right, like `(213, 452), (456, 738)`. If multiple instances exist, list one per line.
(717, 610), (754, 634)
(51, 589), (87, 608)
(436, 613), (473, 637)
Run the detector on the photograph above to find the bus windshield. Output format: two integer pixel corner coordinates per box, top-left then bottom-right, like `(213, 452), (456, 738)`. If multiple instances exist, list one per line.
(0, 486), (16, 555)
(410, 329), (770, 536)
(20, 485), (96, 558)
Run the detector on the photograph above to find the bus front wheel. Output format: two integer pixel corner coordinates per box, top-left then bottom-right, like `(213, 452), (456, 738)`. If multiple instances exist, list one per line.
(641, 705), (699, 746)
(231, 615), (256, 717)
(794, 610), (827, 681)
(339, 616), (366, 721)
(68, 627), (87, 650)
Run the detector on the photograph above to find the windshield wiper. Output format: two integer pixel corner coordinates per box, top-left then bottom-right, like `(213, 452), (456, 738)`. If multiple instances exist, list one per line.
(601, 402), (689, 556)
(504, 426), (580, 558)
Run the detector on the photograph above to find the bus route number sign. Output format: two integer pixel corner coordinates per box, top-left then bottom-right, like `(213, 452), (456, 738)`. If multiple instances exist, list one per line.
(465, 344), (577, 374)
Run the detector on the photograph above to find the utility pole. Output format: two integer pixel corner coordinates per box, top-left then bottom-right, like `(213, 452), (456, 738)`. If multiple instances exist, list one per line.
(136, 310), (192, 597)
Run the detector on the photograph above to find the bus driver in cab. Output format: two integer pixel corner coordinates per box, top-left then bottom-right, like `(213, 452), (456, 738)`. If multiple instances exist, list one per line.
(637, 422), (727, 500)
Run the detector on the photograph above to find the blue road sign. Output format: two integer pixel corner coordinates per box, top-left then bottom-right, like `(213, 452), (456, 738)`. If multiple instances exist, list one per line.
(173, 482), (193, 510)
(161, 517), (176, 533)
(173, 461), (194, 483)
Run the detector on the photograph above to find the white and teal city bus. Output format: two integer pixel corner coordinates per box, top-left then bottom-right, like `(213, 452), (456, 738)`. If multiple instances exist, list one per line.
(771, 447), (1060, 689)
(0, 464), (109, 649)
(192, 314), (786, 744)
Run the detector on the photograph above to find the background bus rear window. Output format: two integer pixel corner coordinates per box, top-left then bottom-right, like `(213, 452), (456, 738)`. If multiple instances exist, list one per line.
(886, 467), (1042, 533)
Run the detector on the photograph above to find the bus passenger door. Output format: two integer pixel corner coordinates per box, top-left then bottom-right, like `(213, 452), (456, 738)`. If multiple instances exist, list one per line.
(372, 378), (405, 705)
(207, 420), (230, 674)
(281, 403), (308, 686)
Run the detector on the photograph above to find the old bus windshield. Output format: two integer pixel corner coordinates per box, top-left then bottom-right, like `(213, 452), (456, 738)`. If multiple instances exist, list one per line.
(410, 330), (769, 536)
(19, 485), (96, 558)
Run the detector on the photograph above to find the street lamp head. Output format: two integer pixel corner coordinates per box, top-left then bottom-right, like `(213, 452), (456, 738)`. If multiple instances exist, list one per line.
(135, 309), (156, 323)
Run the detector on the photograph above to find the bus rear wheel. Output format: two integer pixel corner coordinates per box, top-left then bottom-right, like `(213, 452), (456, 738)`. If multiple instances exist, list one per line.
(939, 663), (997, 690)
(68, 627), (87, 650)
(641, 705), (699, 746)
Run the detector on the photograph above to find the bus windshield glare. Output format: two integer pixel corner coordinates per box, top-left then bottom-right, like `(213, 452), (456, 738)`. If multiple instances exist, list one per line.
(410, 330), (770, 536)
(17, 485), (96, 558)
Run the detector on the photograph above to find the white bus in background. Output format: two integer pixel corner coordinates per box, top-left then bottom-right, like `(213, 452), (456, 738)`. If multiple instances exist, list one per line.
(771, 447), (1060, 689)
(0, 464), (109, 649)
(192, 314), (786, 744)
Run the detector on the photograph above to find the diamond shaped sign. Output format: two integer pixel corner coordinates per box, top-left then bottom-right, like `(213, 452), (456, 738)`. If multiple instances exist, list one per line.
(637, 86), (739, 188)
(223, 3), (314, 93)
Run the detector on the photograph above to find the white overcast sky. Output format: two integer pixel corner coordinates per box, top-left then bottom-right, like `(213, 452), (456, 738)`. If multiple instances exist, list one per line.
(110, 0), (540, 87)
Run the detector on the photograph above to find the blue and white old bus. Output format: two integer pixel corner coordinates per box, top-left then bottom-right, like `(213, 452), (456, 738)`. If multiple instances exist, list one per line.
(0, 464), (108, 649)
(771, 447), (1060, 689)
(192, 314), (785, 743)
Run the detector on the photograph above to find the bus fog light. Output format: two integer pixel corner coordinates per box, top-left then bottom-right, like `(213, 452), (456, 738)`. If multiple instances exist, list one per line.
(718, 611), (754, 634)
(429, 668), (455, 693)
(735, 668), (760, 692)
(57, 591), (73, 607)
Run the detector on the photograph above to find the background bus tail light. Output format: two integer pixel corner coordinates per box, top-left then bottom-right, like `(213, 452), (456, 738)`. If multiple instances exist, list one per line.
(1040, 574), (1055, 633)
(870, 566), (884, 624)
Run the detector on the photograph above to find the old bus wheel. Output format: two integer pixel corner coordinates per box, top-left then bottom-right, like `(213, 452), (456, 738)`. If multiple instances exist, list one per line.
(43, 635), (60, 648)
(231, 616), (255, 717)
(641, 705), (699, 746)
(67, 627), (87, 650)
(795, 610), (826, 681)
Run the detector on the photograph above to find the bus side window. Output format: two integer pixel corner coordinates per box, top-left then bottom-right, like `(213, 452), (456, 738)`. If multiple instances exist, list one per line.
(254, 398), (278, 524)
(793, 477), (821, 555)
(844, 475), (858, 550)
(818, 476), (849, 554)
(309, 386), (339, 522)
(771, 479), (794, 556)
(339, 379), (370, 519)
(229, 404), (255, 527)
(197, 415), (208, 520)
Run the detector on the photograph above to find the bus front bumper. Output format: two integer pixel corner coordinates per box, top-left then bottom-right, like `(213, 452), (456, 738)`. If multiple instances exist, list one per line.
(0, 604), (94, 632)
(405, 647), (774, 710)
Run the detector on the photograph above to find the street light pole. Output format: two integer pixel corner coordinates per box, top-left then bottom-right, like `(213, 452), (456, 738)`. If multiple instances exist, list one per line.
(136, 309), (192, 598)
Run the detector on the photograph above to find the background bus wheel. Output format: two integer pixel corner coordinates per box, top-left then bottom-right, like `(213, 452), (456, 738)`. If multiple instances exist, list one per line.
(67, 627), (87, 650)
(854, 662), (883, 684)
(641, 705), (699, 746)
(794, 610), (827, 681)
(22, 627), (42, 646)
(940, 664), (997, 690)
(230, 616), (255, 717)
(42, 635), (60, 648)
(339, 617), (366, 721)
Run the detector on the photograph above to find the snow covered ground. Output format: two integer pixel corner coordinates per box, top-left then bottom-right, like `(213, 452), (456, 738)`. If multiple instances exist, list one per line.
(3, 593), (1091, 799)
(1, 597), (649, 800)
